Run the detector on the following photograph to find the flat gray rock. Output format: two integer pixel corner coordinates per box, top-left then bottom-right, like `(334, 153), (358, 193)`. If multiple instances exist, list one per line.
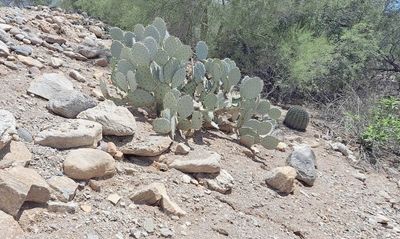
(47, 90), (97, 118)
(120, 135), (172, 156)
(10, 44), (32, 56)
(28, 73), (74, 100)
(286, 144), (317, 186)
(169, 150), (221, 174)
(77, 100), (136, 136)
(35, 119), (102, 149)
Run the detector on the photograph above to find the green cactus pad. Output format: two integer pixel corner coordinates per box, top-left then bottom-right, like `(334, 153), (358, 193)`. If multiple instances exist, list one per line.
(227, 67), (241, 88)
(164, 36), (181, 58)
(268, 108), (282, 120)
(110, 27), (124, 41)
(182, 81), (197, 96)
(119, 47), (131, 61)
(176, 45), (192, 62)
(256, 99), (271, 115)
(240, 76), (264, 99)
(153, 118), (171, 134)
(243, 119), (260, 132)
(126, 70), (137, 91)
(203, 93), (218, 110)
(154, 83), (170, 103)
(99, 79), (110, 98)
(161, 108), (171, 119)
(123, 31), (135, 47)
(143, 36), (158, 60)
(240, 135), (255, 148)
(260, 135), (280, 150)
(238, 127), (258, 139)
(194, 62), (206, 82)
(110, 40), (124, 59)
(203, 110), (214, 122)
(211, 61), (223, 80)
(127, 89), (155, 107)
(195, 41), (208, 61)
(113, 72), (129, 92)
(155, 49), (169, 66)
(134, 24), (145, 41)
(191, 111), (203, 130)
(130, 42), (151, 66)
(163, 91), (178, 112)
(163, 58), (179, 83)
(152, 17), (167, 41)
(136, 67), (157, 91)
(144, 25), (161, 43)
(116, 59), (132, 75)
(177, 118), (191, 131)
(172, 68), (186, 88)
(171, 88), (181, 99)
(257, 121), (273, 136)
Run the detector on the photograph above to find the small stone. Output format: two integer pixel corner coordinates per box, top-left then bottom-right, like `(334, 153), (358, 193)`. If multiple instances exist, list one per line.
(181, 174), (192, 184)
(89, 25), (103, 38)
(330, 142), (351, 156)
(142, 218), (155, 233)
(1, 141), (31, 168)
(89, 179), (101, 192)
(69, 70), (86, 83)
(10, 45), (33, 56)
(41, 34), (67, 45)
(175, 143), (190, 155)
(47, 201), (78, 214)
(107, 193), (121, 205)
(265, 166), (297, 194)
(286, 144), (317, 186)
(17, 55), (44, 69)
(17, 127), (33, 142)
(353, 172), (367, 182)
(120, 135), (172, 156)
(2, 60), (18, 70)
(64, 148), (116, 180)
(94, 58), (108, 67)
(276, 142), (288, 152)
(196, 169), (234, 194)
(47, 176), (79, 202)
(160, 228), (174, 238)
(50, 57), (63, 68)
(80, 204), (92, 213)
(130, 183), (186, 216)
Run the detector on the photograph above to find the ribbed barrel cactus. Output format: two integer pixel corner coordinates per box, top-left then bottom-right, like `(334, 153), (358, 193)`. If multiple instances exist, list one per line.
(103, 17), (281, 150)
(284, 106), (309, 131)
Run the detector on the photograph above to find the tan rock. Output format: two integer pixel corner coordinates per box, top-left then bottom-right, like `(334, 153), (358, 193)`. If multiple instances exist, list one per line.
(7, 167), (51, 203)
(107, 193), (121, 205)
(88, 25), (103, 38)
(88, 179), (101, 192)
(35, 119), (102, 149)
(169, 150), (221, 174)
(69, 70), (86, 83)
(50, 57), (63, 68)
(120, 135), (172, 156)
(174, 143), (190, 155)
(130, 182), (186, 216)
(47, 176), (78, 202)
(265, 166), (297, 194)
(0, 170), (29, 217)
(0, 210), (24, 239)
(17, 55), (44, 69)
(1, 141), (32, 167)
(64, 148), (116, 180)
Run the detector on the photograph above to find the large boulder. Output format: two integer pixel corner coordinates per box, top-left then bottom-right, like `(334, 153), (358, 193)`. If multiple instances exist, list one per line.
(0, 210), (24, 239)
(63, 148), (116, 180)
(286, 145), (317, 186)
(35, 119), (102, 149)
(265, 166), (297, 194)
(0, 110), (16, 150)
(47, 90), (97, 118)
(169, 150), (221, 174)
(27, 73), (74, 100)
(119, 135), (172, 156)
(77, 100), (136, 136)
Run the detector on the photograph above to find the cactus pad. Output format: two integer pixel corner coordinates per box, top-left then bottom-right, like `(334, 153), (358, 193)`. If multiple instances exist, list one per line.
(110, 27), (124, 41)
(240, 76), (264, 99)
(196, 41), (208, 61)
(153, 118), (171, 134)
(177, 95), (194, 118)
(260, 135), (280, 150)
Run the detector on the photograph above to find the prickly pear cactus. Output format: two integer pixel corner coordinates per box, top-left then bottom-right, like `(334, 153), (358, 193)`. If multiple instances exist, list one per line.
(283, 106), (309, 131)
(105, 17), (282, 149)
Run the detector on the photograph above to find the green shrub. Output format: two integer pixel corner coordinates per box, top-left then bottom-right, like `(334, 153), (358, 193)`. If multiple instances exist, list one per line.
(362, 97), (400, 153)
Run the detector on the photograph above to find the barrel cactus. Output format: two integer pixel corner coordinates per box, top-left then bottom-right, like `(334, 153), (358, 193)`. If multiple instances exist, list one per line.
(104, 17), (282, 150)
(283, 106), (309, 131)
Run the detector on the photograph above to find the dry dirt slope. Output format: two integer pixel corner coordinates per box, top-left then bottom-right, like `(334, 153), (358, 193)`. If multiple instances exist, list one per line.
(0, 6), (400, 239)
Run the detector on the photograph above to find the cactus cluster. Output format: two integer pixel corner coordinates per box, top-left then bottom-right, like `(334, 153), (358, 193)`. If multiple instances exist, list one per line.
(283, 106), (309, 131)
(104, 17), (281, 150)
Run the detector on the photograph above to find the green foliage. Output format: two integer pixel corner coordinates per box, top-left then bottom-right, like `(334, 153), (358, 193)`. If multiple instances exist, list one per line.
(103, 17), (281, 150)
(362, 97), (400, 151)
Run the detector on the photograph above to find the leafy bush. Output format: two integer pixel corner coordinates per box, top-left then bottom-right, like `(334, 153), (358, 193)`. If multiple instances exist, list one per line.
(362, 97), (400, 153)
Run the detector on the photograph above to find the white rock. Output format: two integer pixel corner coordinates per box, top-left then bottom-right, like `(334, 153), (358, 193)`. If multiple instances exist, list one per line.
(0, 110), (16, 150)
(174, 143), (190, 155)
(77, 100), (136, 136)
(63, 148), (116, 180)
(196, 169), (234, 194)
(35, 119), (102, 149)
(265, 166), (297, 194)
(27, 73), (74, 100)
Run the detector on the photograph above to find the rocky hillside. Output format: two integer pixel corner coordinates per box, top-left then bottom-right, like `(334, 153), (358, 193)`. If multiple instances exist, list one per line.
(1, 5), (400, 239)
